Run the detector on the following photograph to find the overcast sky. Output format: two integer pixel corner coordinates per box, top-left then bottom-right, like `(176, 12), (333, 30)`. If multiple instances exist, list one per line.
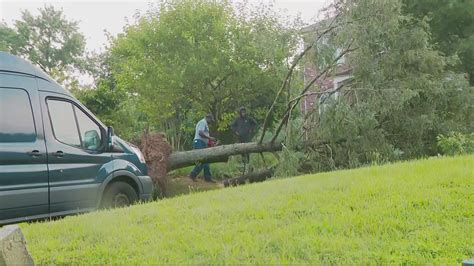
(0, 0), (330, 53)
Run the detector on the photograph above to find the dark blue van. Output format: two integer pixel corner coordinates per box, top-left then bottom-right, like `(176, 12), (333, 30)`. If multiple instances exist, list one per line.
(0, 52), (153, 225)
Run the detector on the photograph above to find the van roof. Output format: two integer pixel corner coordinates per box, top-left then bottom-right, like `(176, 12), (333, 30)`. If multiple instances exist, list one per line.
(0, 51), (51, 80)
(0, 52), (71, 96)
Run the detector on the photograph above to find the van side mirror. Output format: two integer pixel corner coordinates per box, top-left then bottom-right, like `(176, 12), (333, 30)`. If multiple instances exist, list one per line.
(106, 126), (124, 153)
(107, 126), (114, 150)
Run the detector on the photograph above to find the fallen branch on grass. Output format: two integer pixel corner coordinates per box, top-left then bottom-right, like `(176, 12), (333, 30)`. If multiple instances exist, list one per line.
(222, 167), (275, 187)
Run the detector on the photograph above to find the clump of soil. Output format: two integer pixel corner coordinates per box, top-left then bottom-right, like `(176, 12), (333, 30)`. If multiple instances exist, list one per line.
(139, 132), (173, 197)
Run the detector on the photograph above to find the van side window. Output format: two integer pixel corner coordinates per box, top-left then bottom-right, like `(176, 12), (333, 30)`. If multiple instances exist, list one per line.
(0, 88), (36, 142)
(48, 100), (81, 147)
(47, 99), (102, 151)
(74, 106), (102, 150)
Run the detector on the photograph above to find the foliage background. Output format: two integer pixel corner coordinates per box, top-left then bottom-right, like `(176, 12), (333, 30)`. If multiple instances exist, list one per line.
(1, 0), (473, 171)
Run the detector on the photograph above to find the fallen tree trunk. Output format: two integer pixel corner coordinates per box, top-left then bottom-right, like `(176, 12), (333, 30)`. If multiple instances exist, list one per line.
(222, 167), (275, 187)
(167, 142), (282, 171)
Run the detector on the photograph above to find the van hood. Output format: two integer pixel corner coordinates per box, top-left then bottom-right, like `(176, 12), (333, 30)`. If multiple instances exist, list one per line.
(113, 136), (134, 153)
(112, 136), (148, 175)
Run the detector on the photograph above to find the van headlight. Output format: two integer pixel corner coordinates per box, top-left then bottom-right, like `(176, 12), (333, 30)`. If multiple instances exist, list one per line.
(130, 145), (146, 164)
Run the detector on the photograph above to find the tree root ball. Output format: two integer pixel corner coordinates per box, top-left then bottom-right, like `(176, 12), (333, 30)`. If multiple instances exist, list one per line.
(139, 132), (173, 197)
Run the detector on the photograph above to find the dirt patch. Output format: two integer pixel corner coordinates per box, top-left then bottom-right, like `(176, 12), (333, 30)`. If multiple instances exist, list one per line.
(167, 176), (222, 197)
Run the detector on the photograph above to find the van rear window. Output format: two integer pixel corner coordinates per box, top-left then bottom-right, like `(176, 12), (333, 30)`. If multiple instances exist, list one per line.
(0, 88), (36, 142)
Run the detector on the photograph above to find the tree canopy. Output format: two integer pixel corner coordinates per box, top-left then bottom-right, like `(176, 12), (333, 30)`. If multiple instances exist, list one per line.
(0, 5), (86, 86)
(1, 0), (471, 174)
(105, 0), (300, 147)
(403, 0), (474, 85)
(302, 0), (474, 171)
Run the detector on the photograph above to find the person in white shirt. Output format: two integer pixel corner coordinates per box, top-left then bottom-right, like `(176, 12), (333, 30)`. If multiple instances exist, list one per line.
(189, 114), (216, 182)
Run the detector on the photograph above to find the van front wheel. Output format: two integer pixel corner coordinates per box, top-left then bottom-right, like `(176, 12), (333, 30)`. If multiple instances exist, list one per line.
(102, 181), (138, 208)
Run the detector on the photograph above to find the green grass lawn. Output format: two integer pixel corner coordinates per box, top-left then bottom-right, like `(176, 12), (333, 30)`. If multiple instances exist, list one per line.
(22, 156), (474, 264)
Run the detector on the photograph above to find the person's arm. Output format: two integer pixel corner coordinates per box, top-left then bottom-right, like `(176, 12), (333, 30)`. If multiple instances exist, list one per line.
(197, 121), (215, 140)
(199, 130), (215, 140)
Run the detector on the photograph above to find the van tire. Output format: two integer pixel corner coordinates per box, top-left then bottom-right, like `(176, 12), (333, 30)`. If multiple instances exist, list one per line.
(102, 181), (138, 209)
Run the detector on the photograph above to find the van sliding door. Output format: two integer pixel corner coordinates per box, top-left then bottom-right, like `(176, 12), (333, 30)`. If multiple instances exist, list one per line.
(0, 80), (49, 222)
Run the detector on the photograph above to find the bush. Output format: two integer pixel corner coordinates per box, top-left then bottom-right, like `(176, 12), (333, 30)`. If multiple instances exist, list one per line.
(437, 132), (474, 155)
(306, 102), (398, 172)
(274, 144), (305, 178)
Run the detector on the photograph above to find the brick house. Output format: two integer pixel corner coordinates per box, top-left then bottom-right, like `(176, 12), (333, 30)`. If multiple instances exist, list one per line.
(300, 21), (353, 116)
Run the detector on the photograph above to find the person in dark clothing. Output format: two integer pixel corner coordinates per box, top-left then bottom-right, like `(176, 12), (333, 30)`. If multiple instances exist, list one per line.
(231, 107), (257, 164)
(231, 107), (257, 143)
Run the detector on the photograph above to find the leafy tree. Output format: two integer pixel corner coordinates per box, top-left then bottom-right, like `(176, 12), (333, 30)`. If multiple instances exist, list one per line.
(108, 0), (300, 147)
(0, 23), (17, 52)
(437, 132), (474, 156)
(403, 0), (474, 85)
(73, 84), (146, 141)
(304, 0), (474, 171)
(0, 5), (86, 86)
(72, 50), (148, 141)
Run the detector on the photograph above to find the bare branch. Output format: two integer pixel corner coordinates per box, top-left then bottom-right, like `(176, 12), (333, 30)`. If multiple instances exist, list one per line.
(258, 15), (342, 144)
(270, 42), (356, 143)
(208, 72), (233, 91)
(291, 79), (349, 106)
(300, 80), (353, 126)
(258, 43), (313, 143)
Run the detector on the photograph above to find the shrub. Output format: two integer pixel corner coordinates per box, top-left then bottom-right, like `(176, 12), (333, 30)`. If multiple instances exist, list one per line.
(437, 132), (474, 155)
(274, 144), (305, 178)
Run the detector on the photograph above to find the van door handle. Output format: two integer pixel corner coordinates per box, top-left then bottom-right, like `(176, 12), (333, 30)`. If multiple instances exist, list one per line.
(53, 151), (65, 157)
(27, 150), (42, 157)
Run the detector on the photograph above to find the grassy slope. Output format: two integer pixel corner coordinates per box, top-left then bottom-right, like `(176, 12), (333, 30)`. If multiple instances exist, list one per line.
(22, 156), (474, 264)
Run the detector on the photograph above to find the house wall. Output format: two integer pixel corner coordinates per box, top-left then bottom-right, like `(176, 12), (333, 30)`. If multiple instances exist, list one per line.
(300, 23), (353, 115)
(300, 21), (354, 141)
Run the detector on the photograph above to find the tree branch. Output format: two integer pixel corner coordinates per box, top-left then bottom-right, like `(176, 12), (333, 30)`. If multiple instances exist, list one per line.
(270, 42), (356, 143)
(208, 72), (233, 92)
(258, 16), (342, 144)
